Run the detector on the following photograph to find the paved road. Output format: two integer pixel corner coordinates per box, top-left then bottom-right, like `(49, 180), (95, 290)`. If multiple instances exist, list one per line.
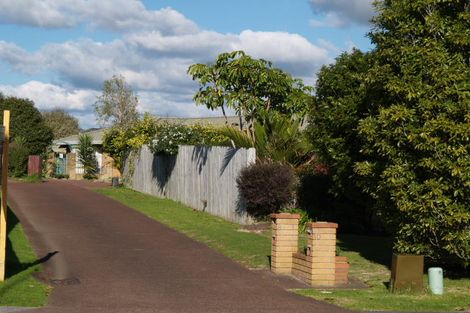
(9, 180), (351, 313)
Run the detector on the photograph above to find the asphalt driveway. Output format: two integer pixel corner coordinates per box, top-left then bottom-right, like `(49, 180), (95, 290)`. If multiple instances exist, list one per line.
(8, 180), (351, 313)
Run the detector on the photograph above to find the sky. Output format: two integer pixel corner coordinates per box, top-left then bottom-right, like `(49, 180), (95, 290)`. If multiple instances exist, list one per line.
(0, 0), (375, 129)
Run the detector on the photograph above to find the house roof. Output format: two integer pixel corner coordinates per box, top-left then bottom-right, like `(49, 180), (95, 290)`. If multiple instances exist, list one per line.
(53, 115), (240, 147)
(158, 116), (240, 127)
(54, 128), (105, 146)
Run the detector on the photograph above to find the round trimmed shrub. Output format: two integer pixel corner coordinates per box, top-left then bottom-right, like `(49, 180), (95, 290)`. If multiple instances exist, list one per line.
(237, 162), (296, 219)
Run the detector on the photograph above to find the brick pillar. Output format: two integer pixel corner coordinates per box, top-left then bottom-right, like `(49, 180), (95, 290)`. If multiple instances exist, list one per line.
(308, 222), (338, 287)
(335, 256), (350, 285)
(270, 213), (299, 274)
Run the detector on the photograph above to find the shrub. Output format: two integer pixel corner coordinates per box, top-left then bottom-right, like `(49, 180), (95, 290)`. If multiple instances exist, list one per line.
(77, 134), (97, 180)
(150, 123), (196, 155)
(102, 114), (159, 172)
(8, 136), (30, 177)
(149, 123), (230, 155)
(237, 162), (296, 219)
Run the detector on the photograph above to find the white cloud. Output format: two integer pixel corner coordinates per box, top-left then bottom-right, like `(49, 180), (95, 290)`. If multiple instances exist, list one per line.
(73, 112), (99, 130)
(0, 41), (42, 74)
(235, 30), (330, 76)
(125, 30), (236, 59)
(0, 81), (98, 111)
(309, 0), (375, 28)
(1, 29), (329, 89)
(0, 0), (77, 28)
(0, 0), (198, 34)
(317, 38), (342, 54)
(138, 91), (226, 118)
(126, 29), (330, 78)
(0, 4), (337, 128)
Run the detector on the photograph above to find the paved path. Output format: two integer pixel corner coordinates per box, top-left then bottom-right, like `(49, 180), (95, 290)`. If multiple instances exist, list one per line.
(9, 180), (351, 313)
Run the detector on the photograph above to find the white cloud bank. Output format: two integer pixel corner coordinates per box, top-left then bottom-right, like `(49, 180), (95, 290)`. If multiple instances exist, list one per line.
(0, 0), (198, 34)
(0, 0), (334, 128)
(0, 81), (97, 111)
(309, 0), (375, 28)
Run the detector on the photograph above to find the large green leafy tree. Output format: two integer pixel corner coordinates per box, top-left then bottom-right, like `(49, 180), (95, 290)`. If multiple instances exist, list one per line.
(42, 108), (80, 139)
(308, 49), (376, 195)
(0, 94), (53, 155)
(188, 51), (312, 134)
(356, 0), (470, 266)
(307, 49), (380, 230)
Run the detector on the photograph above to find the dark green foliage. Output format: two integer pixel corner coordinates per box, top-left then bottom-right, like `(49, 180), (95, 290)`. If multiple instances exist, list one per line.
(8, 136), (29, 178)
(77, 134), (97, 180)
(237, 162), (296, 219)
(296, 166), (383, 234)
(306, 49), (378, 232)
(356, 0), (470, 267)
(306, 1), (470, 267)
(0, 94), (53, 155)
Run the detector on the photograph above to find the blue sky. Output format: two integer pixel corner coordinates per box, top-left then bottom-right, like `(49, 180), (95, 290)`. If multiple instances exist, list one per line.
(0, 0), (375, 129)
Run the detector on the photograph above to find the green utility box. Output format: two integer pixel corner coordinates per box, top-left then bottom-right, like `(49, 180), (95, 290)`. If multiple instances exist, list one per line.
(390, 254), (424, 293)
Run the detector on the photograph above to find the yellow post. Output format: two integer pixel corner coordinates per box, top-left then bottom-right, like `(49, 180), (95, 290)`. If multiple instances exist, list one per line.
(0, 110), (10, 281)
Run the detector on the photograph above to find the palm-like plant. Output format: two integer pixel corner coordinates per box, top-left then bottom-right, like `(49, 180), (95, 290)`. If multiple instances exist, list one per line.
(77, 134), (98, 179)
(220, 113), (311, 166)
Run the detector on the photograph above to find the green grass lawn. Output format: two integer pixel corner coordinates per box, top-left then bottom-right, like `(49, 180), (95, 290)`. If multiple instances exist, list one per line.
(0, 209), (50, 307)
(297, 234), (470, 312)
(96, 187), (470, 312)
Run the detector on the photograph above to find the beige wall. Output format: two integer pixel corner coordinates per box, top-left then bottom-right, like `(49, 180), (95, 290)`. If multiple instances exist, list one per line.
(66, 152), (119, 181)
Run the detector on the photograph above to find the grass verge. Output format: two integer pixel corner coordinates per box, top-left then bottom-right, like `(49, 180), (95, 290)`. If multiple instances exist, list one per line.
(95, 187), (272, 268)
(0, 209), (50, 307)
(297, 234), (470, 312)
(96, 187), (470, 312)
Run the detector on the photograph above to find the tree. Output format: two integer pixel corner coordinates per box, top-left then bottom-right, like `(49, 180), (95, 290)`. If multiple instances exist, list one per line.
(188, 51), (312, 136)
(305, 1), (470, 266)
(8, 136), (30, 177)
(356, 0), (470, 267)
(0, 93), (53, 155)
(306, 49), (379, 230)
(77, 134), (98, 180)
(94, 74), (139, 129)
(42, 108), (80, 139)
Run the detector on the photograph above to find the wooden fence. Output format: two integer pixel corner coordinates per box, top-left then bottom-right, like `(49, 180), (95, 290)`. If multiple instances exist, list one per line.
(124, 145), (256, 224)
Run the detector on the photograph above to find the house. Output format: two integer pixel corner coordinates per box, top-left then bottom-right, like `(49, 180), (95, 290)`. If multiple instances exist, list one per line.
(50, 128), (118, 180)
(50, 116), (240, 180)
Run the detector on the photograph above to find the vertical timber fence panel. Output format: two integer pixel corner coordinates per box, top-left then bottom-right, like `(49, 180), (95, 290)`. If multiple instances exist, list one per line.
(125, 145), (256, 224)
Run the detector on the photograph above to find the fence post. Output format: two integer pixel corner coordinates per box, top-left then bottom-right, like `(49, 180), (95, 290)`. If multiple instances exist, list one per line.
(0, 110), (10, 281)
(270, 213), (299, 274)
